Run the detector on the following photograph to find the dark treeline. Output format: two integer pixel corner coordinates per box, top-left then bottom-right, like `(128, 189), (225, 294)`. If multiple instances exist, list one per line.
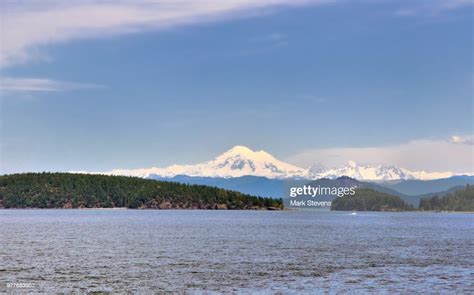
(419, 185), (473, 212)
(0, 173), (282, 209)
(332, 186), (474, 212)
(331, 188), (413, 211)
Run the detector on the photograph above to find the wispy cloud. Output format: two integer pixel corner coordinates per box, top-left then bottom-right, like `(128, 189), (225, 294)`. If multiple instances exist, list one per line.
(286, 136), (474, 173)
(255, 32), (289, 48)
(0, 0), (336, 67)
(0, 77), (104, 93)
(258, 33), (287, 45)
(2, 1), (471, 67)
(394, 0), (473, 17)
(451, 135), (474, 145)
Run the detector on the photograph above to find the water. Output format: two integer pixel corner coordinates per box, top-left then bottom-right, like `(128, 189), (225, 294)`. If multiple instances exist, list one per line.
(1, 210), (473, 293)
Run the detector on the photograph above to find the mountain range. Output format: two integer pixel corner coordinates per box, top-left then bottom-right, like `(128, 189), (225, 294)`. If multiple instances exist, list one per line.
(83, 145), (464, 181)
(73, 145), (474, 204)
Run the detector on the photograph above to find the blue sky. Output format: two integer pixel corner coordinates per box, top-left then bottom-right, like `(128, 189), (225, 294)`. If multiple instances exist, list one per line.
(0, 0), (473, 174)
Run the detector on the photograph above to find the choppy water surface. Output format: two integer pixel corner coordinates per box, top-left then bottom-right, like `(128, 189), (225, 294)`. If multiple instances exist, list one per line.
(1, 210), (473, 293)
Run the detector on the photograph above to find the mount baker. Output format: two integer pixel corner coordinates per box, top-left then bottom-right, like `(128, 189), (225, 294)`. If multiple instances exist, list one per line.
(76, 145), (457, 181)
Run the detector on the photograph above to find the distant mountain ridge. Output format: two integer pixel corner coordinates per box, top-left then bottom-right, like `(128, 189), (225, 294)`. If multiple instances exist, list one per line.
(151, 175), (285, 200)
(150, 175), (474, 206)
(378, 176), (474, 195)
(151, 175), (406, 200)
(78, 145), (465, 181)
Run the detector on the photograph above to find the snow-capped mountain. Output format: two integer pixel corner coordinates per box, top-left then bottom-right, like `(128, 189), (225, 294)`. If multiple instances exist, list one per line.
(308, 161), (454, 181)
(77, 145), (457, 181)
(92, 145), (307, 179)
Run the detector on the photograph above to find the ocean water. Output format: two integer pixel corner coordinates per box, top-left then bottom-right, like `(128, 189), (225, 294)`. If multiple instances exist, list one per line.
(0, 210), (473, 293)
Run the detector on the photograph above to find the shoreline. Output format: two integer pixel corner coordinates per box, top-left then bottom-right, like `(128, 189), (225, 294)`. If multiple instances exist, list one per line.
(0, 208), (472, 213)
(0, 207), (283, 211)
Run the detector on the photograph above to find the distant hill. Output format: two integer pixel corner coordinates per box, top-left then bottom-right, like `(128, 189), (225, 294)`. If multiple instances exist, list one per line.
(0, 173), (282, 210)
(419, 185), (474, 212)
(416, 185), (467, 199)
(153, 175), (414, 202)
(331, 188), (413, 211)
(379, 176), (474, 196)
(150, 175), (474, 208)
(307, 176), (405, 197)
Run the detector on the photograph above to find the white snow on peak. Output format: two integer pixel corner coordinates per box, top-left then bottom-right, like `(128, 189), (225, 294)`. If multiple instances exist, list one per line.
(75, 145), (458, 181)
(306, 162), (455, 181)
(223, 145), (255, 155)
(156, 145), (307, 179)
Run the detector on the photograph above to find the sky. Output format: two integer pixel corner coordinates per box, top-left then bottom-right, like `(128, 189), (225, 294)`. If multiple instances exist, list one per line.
(0, 0), (473, 174)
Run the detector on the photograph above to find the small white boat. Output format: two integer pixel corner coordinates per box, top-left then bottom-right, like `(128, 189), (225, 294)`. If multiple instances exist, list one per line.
(350, 212), (357, 215)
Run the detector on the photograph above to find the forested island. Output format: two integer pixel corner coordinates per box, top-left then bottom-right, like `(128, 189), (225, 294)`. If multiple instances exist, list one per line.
(331, 186), (473, 212)
(0, 173), (282, 210)
(419, 185), (473, 212)
(331, 188), (413, 211)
